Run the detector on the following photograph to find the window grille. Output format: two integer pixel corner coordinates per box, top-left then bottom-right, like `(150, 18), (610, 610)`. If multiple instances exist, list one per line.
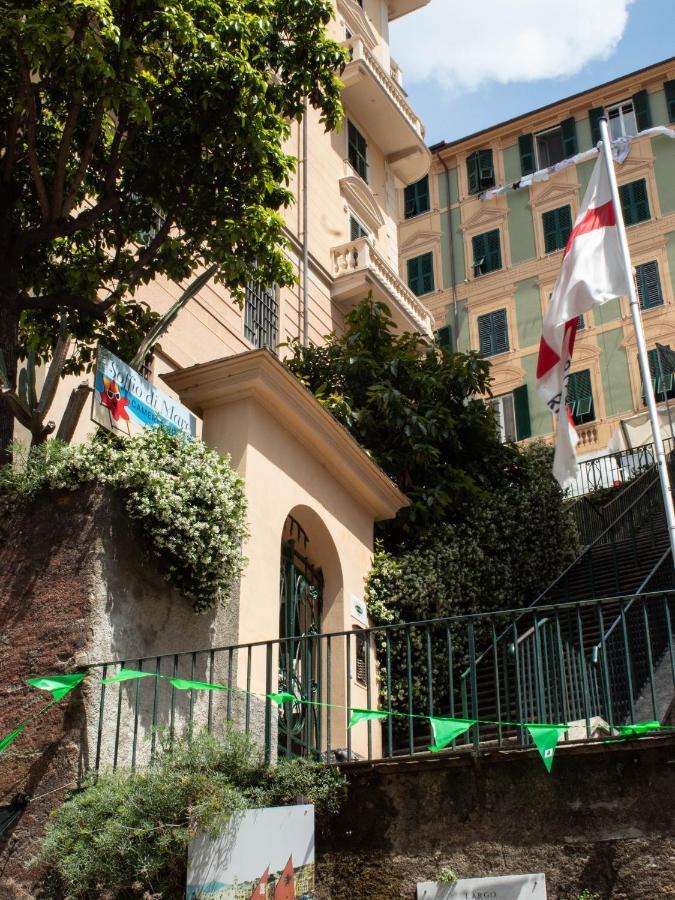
(244, 281), (278, 352)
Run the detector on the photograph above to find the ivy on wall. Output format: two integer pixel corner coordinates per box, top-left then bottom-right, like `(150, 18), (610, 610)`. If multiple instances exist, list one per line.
(0, 428), (247, 611)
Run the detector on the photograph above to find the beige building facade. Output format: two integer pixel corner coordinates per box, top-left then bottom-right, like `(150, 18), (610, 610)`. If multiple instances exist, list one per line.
(398, 57), (675, 463)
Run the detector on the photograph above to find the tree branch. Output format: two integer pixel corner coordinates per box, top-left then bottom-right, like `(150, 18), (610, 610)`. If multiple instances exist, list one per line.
(50, 92), (82, 218)
(19, 51), (50, 222)
(15, 191), (118, 255)
(20, 291), (108, 321)
(61, 97), (105, 217)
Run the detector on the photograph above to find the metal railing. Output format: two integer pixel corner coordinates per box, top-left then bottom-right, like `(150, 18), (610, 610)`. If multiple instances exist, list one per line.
(87, 592), (675, 770)
(567, 437), (673, 498)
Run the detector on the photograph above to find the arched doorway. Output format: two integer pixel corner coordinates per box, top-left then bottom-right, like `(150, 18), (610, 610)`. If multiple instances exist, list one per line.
(278, 516), (323, 757)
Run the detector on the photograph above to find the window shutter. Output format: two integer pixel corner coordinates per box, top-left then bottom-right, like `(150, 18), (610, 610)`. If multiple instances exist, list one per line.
(561, 117), (578, 158)
(559, 205), (572, 247)
(467, 152), (479, 195)
(636, 261), (663, 310)
(404, 177), (430, 219)
(407, 257), (420, 295)
(436, 325), (452, 352)
(543, 210), (557, 253)
(478, 314), (493, 357)
(513, 384), (531, 440)
(486, 229), (501, 271)
(665, 80), (675, 123)
(404, 184), (416, 219)
(472, 232), (486, 274)
(632, 89), (652, 131)
(620, 179), (650, 226)
(493, 308), (509, 355)
(478, 149), (495, 188)
(567, 369), (594, 422)
(589, 107), (604, 146)
(421, 252), (434, 293)
(418, 176), (430, 213)
(518, 134), (535, 176)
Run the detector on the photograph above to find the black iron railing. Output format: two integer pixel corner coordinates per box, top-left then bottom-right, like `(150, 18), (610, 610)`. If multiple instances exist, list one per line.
(568, 437), (673, 498)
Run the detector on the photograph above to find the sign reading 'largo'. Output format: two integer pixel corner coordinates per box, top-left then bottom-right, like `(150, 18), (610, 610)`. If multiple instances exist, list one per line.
(92, 346), (198, 439)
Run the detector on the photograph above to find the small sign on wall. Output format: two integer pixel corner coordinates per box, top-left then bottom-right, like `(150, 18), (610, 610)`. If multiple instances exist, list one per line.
(92, 345), (198, 438)
(417, 873), (546, 899)
(350, 594), (369, 627)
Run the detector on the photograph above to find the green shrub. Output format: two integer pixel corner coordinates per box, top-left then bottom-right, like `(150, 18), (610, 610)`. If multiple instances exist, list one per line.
(36, 729), (346, 899)
(0, 428), (247, 611)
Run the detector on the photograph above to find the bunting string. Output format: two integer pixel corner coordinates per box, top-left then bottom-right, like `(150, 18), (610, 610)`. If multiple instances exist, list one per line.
(1, 670), (672, 773)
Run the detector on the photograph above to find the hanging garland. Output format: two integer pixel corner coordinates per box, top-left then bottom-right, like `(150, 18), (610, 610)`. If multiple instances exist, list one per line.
(1, 670), (672, 774)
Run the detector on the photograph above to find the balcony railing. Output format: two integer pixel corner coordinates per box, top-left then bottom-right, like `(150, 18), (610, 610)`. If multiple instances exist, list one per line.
(568, 436), (674, 498)
(88, 591), (674, 769)
(331, 237), (434, 336)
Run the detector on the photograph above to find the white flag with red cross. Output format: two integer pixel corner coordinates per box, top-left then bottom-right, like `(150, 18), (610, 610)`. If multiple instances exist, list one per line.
(536, 154), (631, 487)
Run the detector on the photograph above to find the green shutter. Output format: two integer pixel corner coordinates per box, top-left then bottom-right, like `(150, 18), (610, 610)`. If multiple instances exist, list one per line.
(486, 229), (501, 272)
(348, 121), (368, 181)
(636, 261), (663, 310)
(632, 89), (652, 131)
(518, 134), (535, 176)
(589, 107), (604, 147)
(472, 232), (486, 275)
(665, 80), (675, 123)
(436, 325), (452, 351)
(404, 176), (430, 219)
(567, 369), (594, 423)
(407, 257), (419, 295)
(620, 179), (650, 226)
(542, 206), (572, 253)
(477, 313), (493, 356)
(478, 149), (495, 188)
(646, 347), (673, 399)
(493, 308), (508, 354)
(561, 117), (578, 158)
(473, 230), (501, 275)
(513, 384), (531, 440)
(408, 253), (434, 295)
(467, 152), (479, 195)
(421, 252), (434, 293)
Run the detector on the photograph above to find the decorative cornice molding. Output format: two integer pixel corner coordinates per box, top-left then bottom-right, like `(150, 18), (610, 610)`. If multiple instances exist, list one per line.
(400, 228), (442, 254)
(339, 170), (385, 234)
(336, 0), (377, 49)
(460, 204), (508, 235)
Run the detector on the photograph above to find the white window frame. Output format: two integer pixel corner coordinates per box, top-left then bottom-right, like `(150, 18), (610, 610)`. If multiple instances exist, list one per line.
(487, 393), (517, 443)
(348, 209), (369, 242)
(606, 99), (638, 140)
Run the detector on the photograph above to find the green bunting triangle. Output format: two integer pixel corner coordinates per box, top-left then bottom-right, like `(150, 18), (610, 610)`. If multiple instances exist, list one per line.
(615, 721), (662, 737)
(348, 709), (389, 729)
(267, 692), (297, 705)
(428, 717), (475, 752)
(169, 678), (230, 692)
(527, 724), (567, 772)
(101, 669), (154, 685)
(26, 673), (87, 701)
(0, 724), (26, 753)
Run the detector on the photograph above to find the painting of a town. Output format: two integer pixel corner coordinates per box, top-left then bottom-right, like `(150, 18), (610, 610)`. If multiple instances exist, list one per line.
(187, 805), (315, 900)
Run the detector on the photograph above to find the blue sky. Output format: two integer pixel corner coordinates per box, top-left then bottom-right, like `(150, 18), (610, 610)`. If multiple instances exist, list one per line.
(390, 0), (674, 146)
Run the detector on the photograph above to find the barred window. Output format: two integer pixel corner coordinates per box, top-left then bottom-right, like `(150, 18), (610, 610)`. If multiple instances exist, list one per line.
(244, 281), (278, 352)
(354, 627), (367, 686)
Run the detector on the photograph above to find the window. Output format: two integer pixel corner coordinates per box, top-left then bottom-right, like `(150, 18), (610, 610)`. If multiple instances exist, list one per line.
(407, 252), (434, 296)
(477, 308), (509, 358)
(139, 352), (154, 382)
(666, 80), (675, 123)
(542, 205), (573, 253)
(566, 369), (595, 425)
(534, 118), (578, 169)
(488, 387), (532, 443)
(472, 229), (502, 277)
(619, 179), (650, 226)
(354, 627), (367, 686)
(646, 347), (675, 402)
(348, 120), (368, 182)
(576, 314), (585, 331)
(349, 214), (368, 241)
(466, 149), (495, 195)
(244, 281), (278, 351)
(607, 99), (638, 140)
(404, 176), (430, 219)
(635, 260), (663, 310)
(435, 325), (452, 352)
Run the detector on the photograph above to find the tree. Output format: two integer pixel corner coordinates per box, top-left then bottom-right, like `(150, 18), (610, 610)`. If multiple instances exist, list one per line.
(0, 0), (345, 450)
(286, 298), (521, 543)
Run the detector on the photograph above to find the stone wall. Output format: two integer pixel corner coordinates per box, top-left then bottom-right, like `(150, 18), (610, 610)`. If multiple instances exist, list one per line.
(0, 486), (241, 896)
(316, 736), (675, 900)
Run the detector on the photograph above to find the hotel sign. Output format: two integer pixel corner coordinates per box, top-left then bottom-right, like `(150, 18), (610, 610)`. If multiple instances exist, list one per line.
(92, 346), (198, 439)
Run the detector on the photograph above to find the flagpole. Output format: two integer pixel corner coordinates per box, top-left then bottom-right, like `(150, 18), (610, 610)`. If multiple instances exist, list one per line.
(598, 116), (675, 565)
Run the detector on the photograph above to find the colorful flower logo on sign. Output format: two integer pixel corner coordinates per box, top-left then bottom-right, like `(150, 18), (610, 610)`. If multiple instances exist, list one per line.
(100, 375), (130, 422)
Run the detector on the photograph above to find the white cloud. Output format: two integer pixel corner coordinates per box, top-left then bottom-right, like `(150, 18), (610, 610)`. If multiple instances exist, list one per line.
(390, 0), (634, 91)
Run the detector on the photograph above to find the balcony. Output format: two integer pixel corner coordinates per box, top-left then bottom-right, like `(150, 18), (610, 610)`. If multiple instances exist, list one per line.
(388, 0), (430, 20)
(341, 36), (430, 185)
(331, 237), (434, 337)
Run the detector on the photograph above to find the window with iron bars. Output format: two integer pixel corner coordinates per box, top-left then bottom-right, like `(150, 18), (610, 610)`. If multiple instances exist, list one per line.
(244, 281), (278, 352)
(353, 626), (367, 686)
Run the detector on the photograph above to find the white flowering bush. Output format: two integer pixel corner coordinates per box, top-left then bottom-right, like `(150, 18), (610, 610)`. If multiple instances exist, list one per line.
(1, 429), (247, 611)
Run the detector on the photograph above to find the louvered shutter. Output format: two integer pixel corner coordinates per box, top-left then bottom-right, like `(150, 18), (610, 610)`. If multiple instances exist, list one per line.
(519, 134), (535, 176)
(407, 257), (420, 295)
(472, 232), (487, 275)
(561, 117), (578, 158)
(467, 152), (479, 195)
(636, 261), (663, 310)
(665, 80), (675, 123)
(478, 313), (493, 357)
(478, 149), (495, 188)
(620, 179), (650, 226)
(568, 369), (593, 422)
(513, 384), (531, 440)
(632, 90), (652, 131)
(436, 325), (452, 352)
(493, 308), (509, 354)
(589, 107), (604, 147)
(486, 229), (501, 272)
(420, 252), (434, 293)
(543, 207), (572, 254)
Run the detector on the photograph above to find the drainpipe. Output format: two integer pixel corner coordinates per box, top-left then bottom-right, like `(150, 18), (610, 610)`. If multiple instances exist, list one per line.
(302, 101), (309, 347)
(438, 152), (459, 350)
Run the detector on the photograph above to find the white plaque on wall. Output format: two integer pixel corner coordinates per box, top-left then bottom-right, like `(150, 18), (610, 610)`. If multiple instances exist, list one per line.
(417, 873), (546, 899)
(350, 594), (369, 627)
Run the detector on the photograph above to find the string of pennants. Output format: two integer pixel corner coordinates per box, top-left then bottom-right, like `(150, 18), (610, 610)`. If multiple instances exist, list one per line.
(478, 125), (675, 201)
(1, 671), (673, 774)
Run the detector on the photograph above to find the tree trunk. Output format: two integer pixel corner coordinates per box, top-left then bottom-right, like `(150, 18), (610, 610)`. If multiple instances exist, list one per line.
(0, 288), (20, 463)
